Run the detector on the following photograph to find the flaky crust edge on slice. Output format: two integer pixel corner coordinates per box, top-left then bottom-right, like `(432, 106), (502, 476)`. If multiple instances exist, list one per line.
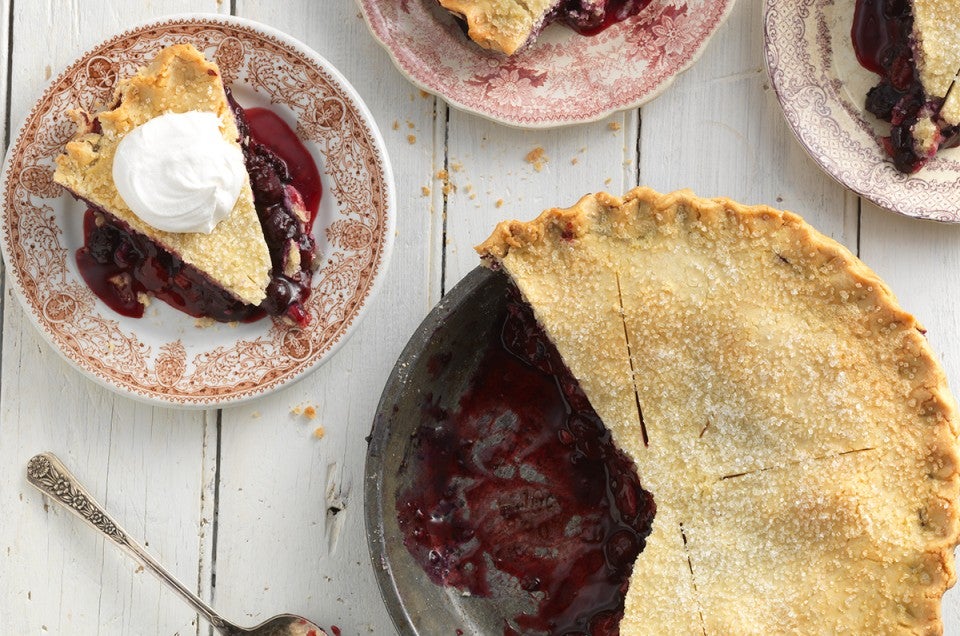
(437, 0), (535, 55)
(475, 186), (960, 634)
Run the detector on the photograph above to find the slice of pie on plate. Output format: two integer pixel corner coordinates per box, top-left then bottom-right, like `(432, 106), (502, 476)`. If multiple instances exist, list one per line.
(437, 0), (649, 55)
(855, 0), (960, 173)
(477, 187), (960, 633)
(54, 44), (317, 324)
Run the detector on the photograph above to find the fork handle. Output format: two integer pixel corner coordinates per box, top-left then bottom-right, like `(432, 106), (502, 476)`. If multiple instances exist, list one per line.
(27, 452), (239, 635)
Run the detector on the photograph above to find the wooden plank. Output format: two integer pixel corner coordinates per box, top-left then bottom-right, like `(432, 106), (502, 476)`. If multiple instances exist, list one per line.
(0, 2), (219, 635)
(639, 0), (856, 244)
(211, 2), (438, 633)
(443, 107), (637, 288)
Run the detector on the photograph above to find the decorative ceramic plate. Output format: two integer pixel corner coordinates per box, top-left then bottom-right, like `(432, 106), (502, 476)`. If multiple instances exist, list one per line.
(764, 0), (960, 221)
(357, 0), (737, 127)
(0, 14), (395, 407)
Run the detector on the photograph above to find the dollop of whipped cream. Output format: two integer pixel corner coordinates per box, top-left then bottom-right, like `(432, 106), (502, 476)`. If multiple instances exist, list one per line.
(112, 111), (246, 234)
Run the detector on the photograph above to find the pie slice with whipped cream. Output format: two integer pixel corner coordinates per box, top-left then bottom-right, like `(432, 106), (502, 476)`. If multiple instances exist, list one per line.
(854, 0), (960, 172)
(476, 188), (960, 633)
(54, 44), (317, 324)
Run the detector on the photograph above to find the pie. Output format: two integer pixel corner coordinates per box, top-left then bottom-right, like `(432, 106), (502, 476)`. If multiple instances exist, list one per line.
(854, 0), (960, 172)
(437, 0), (650, 55)
(53, 44), (318, 325)
(475, 187), (960, 633)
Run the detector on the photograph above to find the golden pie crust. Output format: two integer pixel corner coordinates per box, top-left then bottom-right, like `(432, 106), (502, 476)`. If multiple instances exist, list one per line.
(477, 187), (960, 634)
(437, 0), (557, 55)
(913, 0), (960, 127)
(53, 44), (271, 306)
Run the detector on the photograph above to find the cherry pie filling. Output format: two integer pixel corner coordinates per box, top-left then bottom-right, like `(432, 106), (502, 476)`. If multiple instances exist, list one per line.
(853, 0), (960, 173)
(397, 285), (655, 636)
(76, 94), (321, 325)
(551, 0), (652, 36)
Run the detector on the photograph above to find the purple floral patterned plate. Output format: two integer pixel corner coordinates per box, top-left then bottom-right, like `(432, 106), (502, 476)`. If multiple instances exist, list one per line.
(357, 0), (737, 127)
(764, 0), (960, 221)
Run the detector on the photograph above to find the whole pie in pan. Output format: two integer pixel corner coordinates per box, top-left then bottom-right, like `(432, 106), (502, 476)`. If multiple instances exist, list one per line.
(476, 187), (960, 633)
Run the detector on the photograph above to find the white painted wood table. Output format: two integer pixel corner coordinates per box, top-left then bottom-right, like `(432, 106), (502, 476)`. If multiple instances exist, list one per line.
(2, 0), (959, 634)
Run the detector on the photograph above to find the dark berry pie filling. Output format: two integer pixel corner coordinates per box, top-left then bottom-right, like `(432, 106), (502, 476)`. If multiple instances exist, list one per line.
(852, 0), (960, 173)
(552, 0), (653, 36)
(397, 286), (655, 636)
(76, 94), (321, 325)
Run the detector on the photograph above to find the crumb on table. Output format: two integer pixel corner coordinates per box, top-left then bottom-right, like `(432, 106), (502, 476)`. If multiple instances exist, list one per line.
(313, 426), (326, 439)
(525, 147), (547, 172)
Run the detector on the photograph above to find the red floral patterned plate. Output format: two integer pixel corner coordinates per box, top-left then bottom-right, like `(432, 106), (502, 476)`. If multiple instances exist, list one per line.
(764, 0), (960, 221)
(358, 0), (737, 127)
(0, 14), (396, 407)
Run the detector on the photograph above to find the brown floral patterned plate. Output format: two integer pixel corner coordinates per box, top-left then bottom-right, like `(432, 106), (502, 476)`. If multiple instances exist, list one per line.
(357, 0), (737, 127)
(0, 14), (396, 407)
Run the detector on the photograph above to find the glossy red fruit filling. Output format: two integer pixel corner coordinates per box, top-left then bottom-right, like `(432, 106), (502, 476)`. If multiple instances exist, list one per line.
(397, 287), (655, 636)
(77, 95), (321, 324)
(552, 0), (653, 36)
(853, 0), (960, 172)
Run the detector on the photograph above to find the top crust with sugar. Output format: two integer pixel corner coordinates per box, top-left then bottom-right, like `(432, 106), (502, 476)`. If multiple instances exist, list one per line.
(477, 187), (960, 635)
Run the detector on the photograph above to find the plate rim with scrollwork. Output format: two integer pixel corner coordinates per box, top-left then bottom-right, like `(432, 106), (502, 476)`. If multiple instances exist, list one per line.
(0, 13), (396, 407)
(357, 0), (738, 128)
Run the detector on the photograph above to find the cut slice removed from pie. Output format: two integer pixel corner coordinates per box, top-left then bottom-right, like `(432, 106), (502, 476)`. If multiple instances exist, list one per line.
(476, 187), (960, 634)
(54, 44), (271, 308)
(54, 44), (318, 325)
(855, 0), (960, 172)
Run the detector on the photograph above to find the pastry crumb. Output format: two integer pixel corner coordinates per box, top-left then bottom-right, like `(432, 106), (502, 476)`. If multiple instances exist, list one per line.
(291, 403), (318, 419)
(571, 157), (579, 165)
(407, 134), (417, 144)
(496, 199), (504, 208)
(137, 292), (151, 307)
(251, 411), (261, 419)
(451, 161), (464, 173)
(608, 121), (621, 131)
(419, 90), (430, 98)
(436, 169), (456, 195)
(195, 316), (216, 328)
(313, 425), (326, 439)
(392, 120), (399, 130)
(407, 120), (415, 129)
(525, 147), (548, 172)
(604, 177), (612, 186)
(422, 186), (431, 196)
